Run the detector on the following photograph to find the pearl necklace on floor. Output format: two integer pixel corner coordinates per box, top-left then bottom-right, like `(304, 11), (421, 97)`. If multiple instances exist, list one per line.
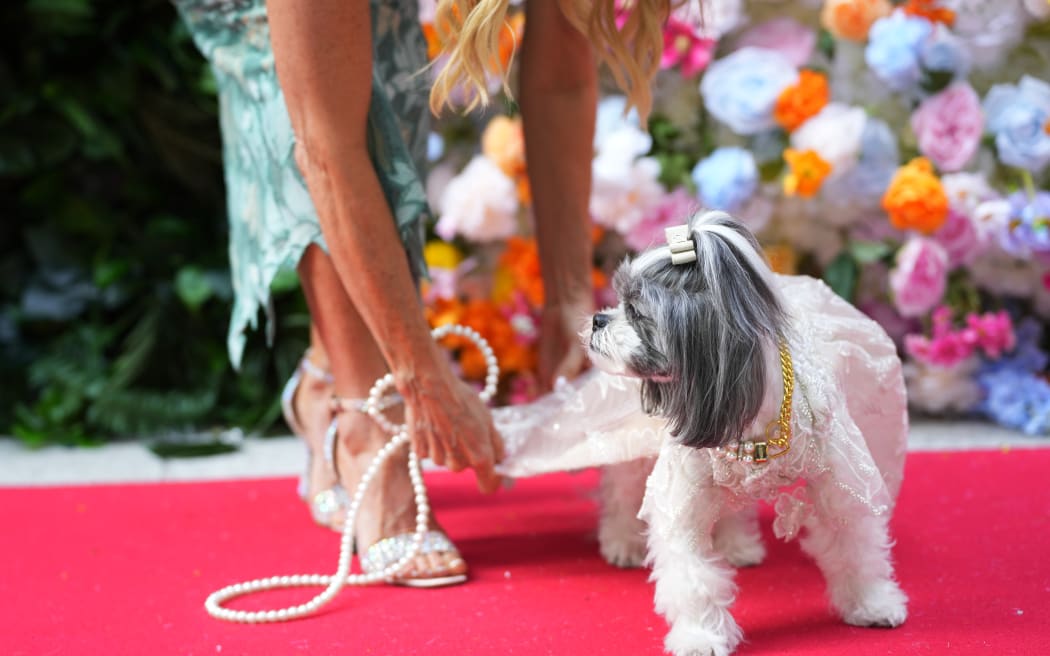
(204, 324), (499, 623)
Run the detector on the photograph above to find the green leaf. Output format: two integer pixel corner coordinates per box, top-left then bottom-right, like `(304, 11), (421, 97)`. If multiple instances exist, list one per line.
(175, 266), (213, 311)
(269, 268), (301, 294)
(848, 241), (892, 264)
(823, 252), (859, 301)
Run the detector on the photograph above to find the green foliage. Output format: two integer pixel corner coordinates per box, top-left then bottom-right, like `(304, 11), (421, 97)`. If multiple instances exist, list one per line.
(1, 0), (308, 445)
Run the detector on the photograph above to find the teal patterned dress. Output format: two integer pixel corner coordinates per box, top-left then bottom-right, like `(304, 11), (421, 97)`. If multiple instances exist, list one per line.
(173, 0), (431, 367)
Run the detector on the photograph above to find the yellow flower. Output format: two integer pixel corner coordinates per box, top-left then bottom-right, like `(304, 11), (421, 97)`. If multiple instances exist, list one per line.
(481, 115), (526, 179)
(423, 241), (463, 270)
(783, 149), (832, 198)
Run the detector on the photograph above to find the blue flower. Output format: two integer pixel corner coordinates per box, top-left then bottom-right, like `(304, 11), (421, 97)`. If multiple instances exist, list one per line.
(978, 319), (1050, 435)
(977, 368), (1050, 436)
(427, 132), (445, 162)
(828, 118), (899, 203)
(700, 47), (798, 135)
(865, 11), (932, 92)
(999, 191), (1050, 260)
(983, 76), (1050, 173)
(918, 25), (971, 81)
(595, 95), (641, 146)
(691, 147), (758, 212)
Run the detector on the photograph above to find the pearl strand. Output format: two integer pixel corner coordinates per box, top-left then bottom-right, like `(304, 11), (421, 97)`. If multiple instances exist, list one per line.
(205, 324), (498, 624)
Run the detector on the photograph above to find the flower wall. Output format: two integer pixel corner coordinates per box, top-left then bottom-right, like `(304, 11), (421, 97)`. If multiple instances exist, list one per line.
(420, 0), (1050, 435)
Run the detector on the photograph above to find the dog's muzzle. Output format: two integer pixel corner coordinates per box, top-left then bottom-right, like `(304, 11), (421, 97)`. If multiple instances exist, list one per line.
(592, 313), (611, 331)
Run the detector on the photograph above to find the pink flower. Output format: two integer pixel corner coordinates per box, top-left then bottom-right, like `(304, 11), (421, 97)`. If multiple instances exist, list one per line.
(966, 310), (1016, 359)
(661, 18), (716, 77)
(889, 237), (949, 318)
(624, 187), (698, 252)
(738, 18), (816, 68)
(932, 208), (981, 268)
(910, 83), (984, 173)
(905, 331), (976, 368)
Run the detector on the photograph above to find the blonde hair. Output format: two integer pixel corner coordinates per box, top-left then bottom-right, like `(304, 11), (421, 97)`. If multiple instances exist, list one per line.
(429, 0), (676, 122)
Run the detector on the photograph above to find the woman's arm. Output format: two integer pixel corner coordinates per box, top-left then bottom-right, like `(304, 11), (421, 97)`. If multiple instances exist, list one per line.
(519, 0), (599, 388)
(267, 0), (502, 490)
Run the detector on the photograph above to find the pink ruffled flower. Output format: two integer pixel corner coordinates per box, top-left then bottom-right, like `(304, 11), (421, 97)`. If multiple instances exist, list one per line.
(661, 18), (716, 77)
(624, 187), (699, 252)
(932, 208), (981, 268)
(889, 237), (949, 318)
(905, 306), (1017, 367)
(966, 310), (1016, 359)
(910, 83), (984, 173)
(738, 18), (816, 68)
(905, 306), (973, 367)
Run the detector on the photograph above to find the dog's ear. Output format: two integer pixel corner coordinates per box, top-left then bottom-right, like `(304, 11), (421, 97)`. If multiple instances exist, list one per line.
(638, 216), (781, 449)
(639, 298), (765, 449)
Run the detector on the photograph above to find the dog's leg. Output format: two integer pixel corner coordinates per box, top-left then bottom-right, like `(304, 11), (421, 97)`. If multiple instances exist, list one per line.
(642, 445), (741, 656)
(713, 505), (765, 568)
(800, 475), (908, 628)
(599, 458), (654, 568)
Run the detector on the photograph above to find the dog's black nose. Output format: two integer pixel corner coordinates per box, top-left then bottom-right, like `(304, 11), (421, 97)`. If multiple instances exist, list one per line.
(592, 313), (611, 331)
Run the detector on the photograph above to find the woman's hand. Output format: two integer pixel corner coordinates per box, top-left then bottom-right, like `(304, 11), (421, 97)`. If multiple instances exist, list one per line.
(538, 299), (593, 390)
(400, 366), (505, 494)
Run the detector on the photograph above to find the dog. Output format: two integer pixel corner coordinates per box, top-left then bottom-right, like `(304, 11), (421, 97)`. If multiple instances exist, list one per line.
(584, 211), (909, 656)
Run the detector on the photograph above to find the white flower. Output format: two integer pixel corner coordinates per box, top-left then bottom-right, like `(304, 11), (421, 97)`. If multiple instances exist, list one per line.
(1024, 0), (1050, 20)
(436, 156), (519, 243)
(942, 0), (1030, 70)
(790, 103), (867, 178)
(425, 160), (457, 213)
(675, 0), (745, 39)
(903, 357), (982, 414)
(968, 244), (1041, 298)
(773, 200), (845, 265)
(590, 150), (665, 235)
(941, 173), (999, 217)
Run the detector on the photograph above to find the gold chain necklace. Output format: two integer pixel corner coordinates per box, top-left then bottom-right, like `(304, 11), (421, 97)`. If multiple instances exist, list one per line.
(714, 340), (794, 465)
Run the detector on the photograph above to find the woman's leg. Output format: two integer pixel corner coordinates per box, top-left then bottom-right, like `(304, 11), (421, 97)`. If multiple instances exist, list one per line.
(297, 244), (467, 579)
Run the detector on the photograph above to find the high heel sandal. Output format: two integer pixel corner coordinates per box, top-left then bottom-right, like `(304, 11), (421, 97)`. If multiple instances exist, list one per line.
(329, 395), (468, 588)
(281, 350), (346, 528)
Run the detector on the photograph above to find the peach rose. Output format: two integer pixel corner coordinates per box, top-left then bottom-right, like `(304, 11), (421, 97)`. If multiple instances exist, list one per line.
(821, 0), (894, 41)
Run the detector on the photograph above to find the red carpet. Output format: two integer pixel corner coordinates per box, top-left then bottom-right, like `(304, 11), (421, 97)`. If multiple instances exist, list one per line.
(2, 449), (1048, 656)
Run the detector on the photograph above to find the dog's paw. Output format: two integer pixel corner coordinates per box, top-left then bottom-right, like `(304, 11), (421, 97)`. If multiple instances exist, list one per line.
(840, 579), (908, 628)
(599, 534), (647, 568)
(664, 617), (741, 656)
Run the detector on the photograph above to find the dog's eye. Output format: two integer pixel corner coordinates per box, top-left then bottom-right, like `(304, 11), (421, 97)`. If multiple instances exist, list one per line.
(625, 304), (648, 323)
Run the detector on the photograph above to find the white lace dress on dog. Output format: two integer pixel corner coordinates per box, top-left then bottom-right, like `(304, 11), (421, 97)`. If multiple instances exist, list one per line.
(494, 274), (908, 540)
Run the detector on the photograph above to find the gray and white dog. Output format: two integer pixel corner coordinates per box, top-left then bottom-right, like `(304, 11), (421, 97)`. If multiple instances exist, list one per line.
(585, 210), (909, 656)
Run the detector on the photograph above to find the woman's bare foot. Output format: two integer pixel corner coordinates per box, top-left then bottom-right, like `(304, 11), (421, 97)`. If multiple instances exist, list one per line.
(334, 410), (468, 583)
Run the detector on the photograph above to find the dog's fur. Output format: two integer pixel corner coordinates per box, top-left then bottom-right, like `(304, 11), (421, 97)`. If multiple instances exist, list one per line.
(586, 211), (907, 656)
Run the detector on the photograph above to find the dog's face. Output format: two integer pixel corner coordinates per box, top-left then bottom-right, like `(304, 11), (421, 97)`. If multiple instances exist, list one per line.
(585, 211), (786, 449)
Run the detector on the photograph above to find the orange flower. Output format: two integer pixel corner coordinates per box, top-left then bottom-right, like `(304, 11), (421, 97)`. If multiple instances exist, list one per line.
(496, 13), (526, 72)
(495, 237), (544, 307)
(421, 23), (444, 61)
(783, 149), (832, 198)
(821, 0), (893, 42)
(774, 70), (830, 132)
(763, 244), (798, 275)
(901, 0), (955, 26)
(882, 157), (950, 234)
